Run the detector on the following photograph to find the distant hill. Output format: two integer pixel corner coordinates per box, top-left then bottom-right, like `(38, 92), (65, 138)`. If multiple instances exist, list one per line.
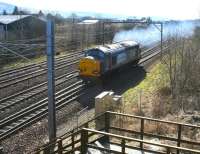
(0, 2), (15, 14)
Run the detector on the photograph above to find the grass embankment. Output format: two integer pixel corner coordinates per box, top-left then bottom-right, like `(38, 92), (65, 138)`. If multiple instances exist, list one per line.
(122, 62), (171, 117)
(121, 60), (200, 145)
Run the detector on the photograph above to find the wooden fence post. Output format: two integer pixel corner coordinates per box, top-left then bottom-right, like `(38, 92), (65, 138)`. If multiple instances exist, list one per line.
(167, 147), (171, 154)
(58, 139), (63, 154)
(84, 122), (88, 128)
(44, 147), (50, 154)
(121, 139), (126, 154)
(177, 124), (182, 154)
(140, 118), (144, 150)
(105, 112), (110, 133)
(71, 130), (74, 153)
(81, 129), (88, 154)
(104, 112), (110, 143)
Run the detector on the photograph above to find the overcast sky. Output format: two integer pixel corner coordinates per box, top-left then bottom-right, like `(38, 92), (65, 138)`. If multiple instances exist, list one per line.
(0, 0), (200, 20)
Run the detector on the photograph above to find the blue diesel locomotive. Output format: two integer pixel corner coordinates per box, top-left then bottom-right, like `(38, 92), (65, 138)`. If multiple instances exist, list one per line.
(79, 41), (141, 81)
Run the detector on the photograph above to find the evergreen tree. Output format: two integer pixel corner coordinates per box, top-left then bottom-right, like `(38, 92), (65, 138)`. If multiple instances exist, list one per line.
(38, 10), (44, 16)
(69, 13), (77, 23)
(3, 10), (7, 15)
(46, 13), (54, 19)
(12, 6), (19, 15)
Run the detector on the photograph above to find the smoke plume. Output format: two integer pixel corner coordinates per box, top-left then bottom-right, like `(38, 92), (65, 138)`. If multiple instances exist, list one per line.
(113, 21), (200, 46)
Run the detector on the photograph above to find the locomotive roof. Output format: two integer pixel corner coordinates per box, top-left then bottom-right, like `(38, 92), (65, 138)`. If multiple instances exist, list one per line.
(96, 41), (138, 53)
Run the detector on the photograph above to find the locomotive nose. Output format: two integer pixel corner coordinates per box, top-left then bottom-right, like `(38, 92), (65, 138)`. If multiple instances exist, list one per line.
(79, 57), (100, 77)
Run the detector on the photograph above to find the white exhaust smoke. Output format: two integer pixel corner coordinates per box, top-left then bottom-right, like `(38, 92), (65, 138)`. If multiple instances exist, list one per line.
(113, 21), (200, 46)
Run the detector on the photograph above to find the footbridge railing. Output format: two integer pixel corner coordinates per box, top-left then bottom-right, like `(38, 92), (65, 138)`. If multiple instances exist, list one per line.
(34, 111), (200, 154)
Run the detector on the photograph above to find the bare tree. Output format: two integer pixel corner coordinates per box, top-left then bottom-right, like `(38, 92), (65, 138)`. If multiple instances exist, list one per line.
(162, 30), (200, 112)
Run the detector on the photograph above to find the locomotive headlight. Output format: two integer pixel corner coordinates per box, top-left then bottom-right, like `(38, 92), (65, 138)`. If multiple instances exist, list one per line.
(92, 70), (98, 74)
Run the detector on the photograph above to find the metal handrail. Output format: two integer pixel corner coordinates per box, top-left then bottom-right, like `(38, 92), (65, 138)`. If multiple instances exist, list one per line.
(34, 111), (200, 154)
(83, 128), (200, 154)
(107, 111), (200, 128)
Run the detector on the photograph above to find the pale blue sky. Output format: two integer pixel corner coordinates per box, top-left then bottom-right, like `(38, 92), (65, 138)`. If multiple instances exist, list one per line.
(0, 0), (200, 20)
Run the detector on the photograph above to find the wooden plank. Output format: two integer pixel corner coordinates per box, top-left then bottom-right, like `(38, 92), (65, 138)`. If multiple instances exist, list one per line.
(107, 111), (200, 129)
(83, 128), (200, 153)
(110, 126), (200, 146)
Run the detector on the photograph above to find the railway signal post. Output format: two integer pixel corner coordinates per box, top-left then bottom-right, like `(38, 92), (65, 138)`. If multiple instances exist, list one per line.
(47, 19), (56, 143)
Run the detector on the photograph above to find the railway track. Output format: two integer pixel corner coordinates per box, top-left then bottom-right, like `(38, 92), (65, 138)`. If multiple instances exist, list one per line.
(141, 41), (168, 58)
(0, 42), (166, 98)
(0, 51), (83, 81)
(0, 41), (165, 83)
(0, 53), (83, 98)
(0, 42), (171, 141)
(0, 43), (164, 116)
(0, 71), (78, 120)
(0, 80), (85, 140)
(0, 57), (78, 85)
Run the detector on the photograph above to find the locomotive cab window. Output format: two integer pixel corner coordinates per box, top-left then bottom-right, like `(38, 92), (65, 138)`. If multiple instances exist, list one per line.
(112, 55), (117, 65)
(130, 46), (139, 57)
(85, 49), (104, 60)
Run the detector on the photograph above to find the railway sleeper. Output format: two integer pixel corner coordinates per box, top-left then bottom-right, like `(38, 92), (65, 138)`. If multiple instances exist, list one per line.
(30, 113), (37, 117)
(0, 129), (6, 133)
(0, 82), (83, 130)
(4, 126), (14, 130)
(0, 105), (6, 108)
(17, 119), (27, 123)
(0, 92), (81, 139)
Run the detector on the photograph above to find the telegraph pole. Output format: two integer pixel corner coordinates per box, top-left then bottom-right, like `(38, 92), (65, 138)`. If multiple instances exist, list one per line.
(46, 19), (56, 143)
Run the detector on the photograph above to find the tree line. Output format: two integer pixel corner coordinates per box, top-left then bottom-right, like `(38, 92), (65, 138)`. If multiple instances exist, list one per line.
(1, 6), (65, 25)
(161, 26), (200, 114)
(1, 6), (30, 15)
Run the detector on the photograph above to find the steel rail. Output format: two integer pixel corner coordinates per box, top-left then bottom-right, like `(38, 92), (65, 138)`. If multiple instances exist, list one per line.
(0, 51), (83, 80)
(0, 72), (78, 113)
(0, 55), (81, 85)
(0, 70), (77, 104)
(0, 81), (85, 140)
(0, 60), (78, 90)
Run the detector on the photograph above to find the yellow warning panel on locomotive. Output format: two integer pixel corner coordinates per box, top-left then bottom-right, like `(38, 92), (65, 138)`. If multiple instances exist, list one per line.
(79, 57), (100, 77)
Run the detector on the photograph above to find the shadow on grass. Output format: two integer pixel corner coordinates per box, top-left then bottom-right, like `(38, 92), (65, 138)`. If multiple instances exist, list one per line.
(102, 65), (146, 95)
(78, 65), (146, 108)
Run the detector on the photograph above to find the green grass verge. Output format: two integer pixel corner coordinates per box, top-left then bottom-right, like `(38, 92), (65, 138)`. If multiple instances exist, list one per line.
(123, 62), (170, 107)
